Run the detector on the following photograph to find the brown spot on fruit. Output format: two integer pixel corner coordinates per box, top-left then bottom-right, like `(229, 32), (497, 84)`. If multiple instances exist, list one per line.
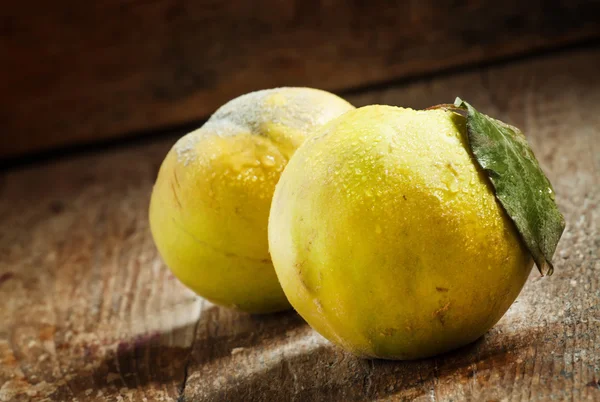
(295, 260), (319, 295)
(446, 162), (459, 176)
(380, 328), (397, 337)
(436, 287), (449, 292)
(433, 301), (451, 325)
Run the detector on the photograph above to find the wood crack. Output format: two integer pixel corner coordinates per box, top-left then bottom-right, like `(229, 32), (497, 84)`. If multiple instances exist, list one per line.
(177, 308), (203, 402)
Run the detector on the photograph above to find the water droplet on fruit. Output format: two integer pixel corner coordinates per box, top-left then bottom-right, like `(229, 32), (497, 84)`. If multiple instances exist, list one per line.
(441, 173), (459, 193)
(365, 189), (373, 197)
(375, 224), (382, 234)
(448, 180), (459, 193)
(261, 155), (276, 167)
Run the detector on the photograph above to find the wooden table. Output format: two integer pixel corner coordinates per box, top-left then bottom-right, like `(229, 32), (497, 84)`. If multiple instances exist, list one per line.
(1, 46), (599, 401)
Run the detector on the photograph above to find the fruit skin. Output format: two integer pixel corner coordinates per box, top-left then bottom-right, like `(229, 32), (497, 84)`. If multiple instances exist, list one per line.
(269, 105), (533, 358)
(149, 87), (354, 314)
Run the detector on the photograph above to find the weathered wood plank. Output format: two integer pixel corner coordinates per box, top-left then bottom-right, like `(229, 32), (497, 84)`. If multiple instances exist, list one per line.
(2, 0), (600, 158)
(0, 47), (599, 401)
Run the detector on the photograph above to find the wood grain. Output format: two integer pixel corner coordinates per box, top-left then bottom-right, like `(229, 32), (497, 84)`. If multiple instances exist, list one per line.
(2, 0), (600, 159)
(1, 46), (599, 401)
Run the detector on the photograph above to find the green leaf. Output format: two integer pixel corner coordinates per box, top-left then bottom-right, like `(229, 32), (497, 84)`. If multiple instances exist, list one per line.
(453, 97), (565, 276)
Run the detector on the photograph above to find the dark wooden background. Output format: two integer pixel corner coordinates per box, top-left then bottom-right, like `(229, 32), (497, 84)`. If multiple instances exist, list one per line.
(2, 0), (600, 159)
